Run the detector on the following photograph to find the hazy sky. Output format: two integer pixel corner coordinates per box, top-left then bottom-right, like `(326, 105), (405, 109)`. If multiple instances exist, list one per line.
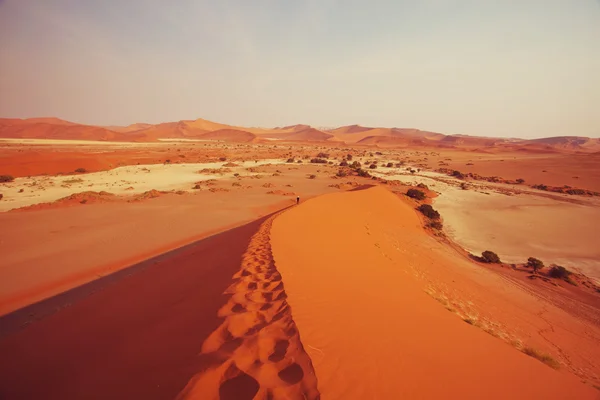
(1, 0), (599, 138)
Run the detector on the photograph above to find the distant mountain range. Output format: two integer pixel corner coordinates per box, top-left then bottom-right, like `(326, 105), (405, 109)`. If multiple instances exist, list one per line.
(1, 117), (599, 153)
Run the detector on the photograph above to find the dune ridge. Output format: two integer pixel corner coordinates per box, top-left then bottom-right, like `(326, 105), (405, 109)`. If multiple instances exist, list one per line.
(177, 213), (319, 400)
(270, 186), (597, 399)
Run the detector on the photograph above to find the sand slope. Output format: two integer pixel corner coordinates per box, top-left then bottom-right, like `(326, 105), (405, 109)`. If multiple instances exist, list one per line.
(271, 186), (597, 399)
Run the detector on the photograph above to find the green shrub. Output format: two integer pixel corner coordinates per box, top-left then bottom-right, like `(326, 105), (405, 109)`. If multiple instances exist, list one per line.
(548, 265), (571, 279)
(417, 204), (440, 219)
(406, 189), (426, 200)
(481, 251), (501, 264)
(527, 257), (544, 273)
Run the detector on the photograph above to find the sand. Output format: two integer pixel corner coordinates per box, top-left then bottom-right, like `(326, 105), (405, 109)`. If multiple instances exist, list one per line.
(371, 167), (600, 281)
(271, 186), (598, 398)
(0, 159), (285, 211)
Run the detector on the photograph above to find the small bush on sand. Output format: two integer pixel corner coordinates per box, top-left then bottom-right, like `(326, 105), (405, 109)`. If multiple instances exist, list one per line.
(357, 169), (371, 178)
(336, 169), (347, 177)
(308, 174), (317, 179)
(339, 160), (348, 167)
(317, 152), (329, 158)
(527, 257), (544, 273)
(407, 189), (426, 201)
(481, 251), (501, 264)
(0, 193), (3, 200)
(310, 158), (328, 164)
(548, 265), (571, 279)
(286, 158), (295, 163)
(417, 183), (428, 189)
(346, 154), (353, 161)
(74, 168), (87, 173)
(369, 163), (377, 169)
(427, 220), (443, 230)
(350, 161), (361, 169)
(386, 162), (394, 167)
(417, 204), (440, 219)
(522, 347), (560, 369)
(219, 157), (227, 161)
(452, 170), (465, 179)
(297, 160), (302, 163)
(0, 175), (15, 183)
(516, 178), (525, 184)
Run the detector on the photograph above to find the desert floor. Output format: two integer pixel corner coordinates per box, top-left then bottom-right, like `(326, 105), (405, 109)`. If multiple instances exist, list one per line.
(1, 140), (599, 399)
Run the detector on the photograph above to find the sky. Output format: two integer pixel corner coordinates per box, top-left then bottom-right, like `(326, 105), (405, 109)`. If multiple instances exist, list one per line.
(0, 0), (599, 138)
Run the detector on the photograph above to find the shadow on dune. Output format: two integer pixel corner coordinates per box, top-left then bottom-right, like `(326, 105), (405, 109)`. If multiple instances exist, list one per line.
(349, 184), (377, 192)
(0, 209), (286, 400)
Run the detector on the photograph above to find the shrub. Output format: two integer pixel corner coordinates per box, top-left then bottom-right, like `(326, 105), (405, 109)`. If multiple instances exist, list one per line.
(350, 161), (361, 169)
(336, 169), (347, 177)
(452, 170), (465, 179)
(357, 169), (371, 178)
(386, 162), (394, 167)
(0, 175), (15, 183)
(297, 160), (302, 163)
(566, 189), (586, 195)
(286, 158), (295, 163)
(481, 251), (501, 264)
(548, 265), (571, 279)
(460, 182), (469, 190)
(310, 158), (328, 164)
(533, 184), (548, 191)
(527, 257), (544, 273)
(427, 220), (443, 230)
(522, 347), (560, 369)
(407, 189), (426, 200)
(74, 168), (87, 173)
(417, 183), (428, 189)
(369, 164), (377, 169)
(417, 204), (440, 219)
(516, 178), (525, 184)
(346, 154), (353, 161)
(219, 157), (227, 161)
(316, 152), (329, 158)
(308, 174), (317, 179)
(0, 193), (3, 200)
(339, 160), (348, 167)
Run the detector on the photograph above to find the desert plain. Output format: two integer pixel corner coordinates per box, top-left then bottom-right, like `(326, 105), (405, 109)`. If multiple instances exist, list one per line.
(0, 117), (599, 399)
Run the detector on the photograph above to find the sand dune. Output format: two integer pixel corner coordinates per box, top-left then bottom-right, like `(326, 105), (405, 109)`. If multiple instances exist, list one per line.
(270, 186), (597, 399)
(197, 129), (257, 142)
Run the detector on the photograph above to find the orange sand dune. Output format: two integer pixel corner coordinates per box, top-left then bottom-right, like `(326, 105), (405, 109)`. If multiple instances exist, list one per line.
(0, 120), (146, 142)
(271, 186), (597, 399)
(197, 128), (257, 142)
(263, 127), (334, 142)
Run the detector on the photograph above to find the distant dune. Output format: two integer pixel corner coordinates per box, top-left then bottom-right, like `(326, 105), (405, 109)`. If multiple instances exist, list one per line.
(0, 117), (597, 151)
(197, 129), (257, 142)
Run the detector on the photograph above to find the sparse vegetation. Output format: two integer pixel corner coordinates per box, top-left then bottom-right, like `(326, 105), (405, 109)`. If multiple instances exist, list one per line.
(369, 164), (377, 169)
(310, 158), (328, 164)
(548, 265), (571, 279)
(64, 178), (84, 184)
(427, 220), (443, 230)
(339, 160), (348, 167)
(406, 188), (426, 200)
(0, 193), (3, 200)
(336, 169), (347, 177)
(527, 257), (544, 274)
(308, 174), (317, 179)
(451, 170), (465, 179)
(356, 169), (371, 178)
(346, 154), (353, 161)
(350, 161), (361, 169)
(481, 251), (501, 264)
(516, 178), (525, 184)
(460, 182), (469, 190)
(286, 158), (295, 163)
(522, 347), (560, 369)
(417, 204), (440, 220)
(74, 168), (87, 173)
(417, 183), (428, 189)
(316, 152), (329, 158)
(0, 175), (15, 183)
(219, 157), (227, 161)
(532, 184), (548, 191)
(386, 162), (394, 167)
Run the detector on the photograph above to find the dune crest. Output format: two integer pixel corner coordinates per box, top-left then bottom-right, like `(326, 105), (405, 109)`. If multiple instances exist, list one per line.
(177, 214), (319, 400)
(271, 186), (597, 399)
